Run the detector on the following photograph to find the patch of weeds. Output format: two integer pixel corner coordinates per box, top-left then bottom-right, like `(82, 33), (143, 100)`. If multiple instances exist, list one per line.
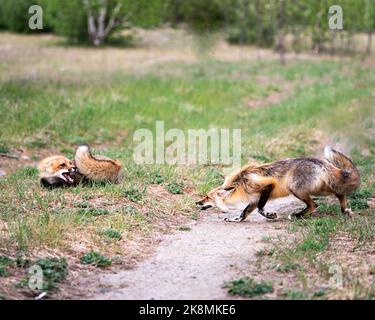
(33, 258), (68, 291)
(77, 208), (109, 216)
(147, 172), (165, 185)
(16, 257), (32, 268)
(261, 236), (273, 243)
(313, 288), (327, 298)
(103, 228), (122, 240)
(25, 137), (48, 149)
(11, 167), (38, 178)
(317, 203), (341, 215)
(344, 215), (375, 244)
(294, 217), (339, 254)
(81, 194), (95, 200)
(190, 212), (199, 220)
(124, 187), (144, 202)
(197, 167), (223, 194)
(348, 188), (371, 210)
(276, 262), (300, 273)
(0, 141), (9, 153)
(16, 258), (68, 291)
(124, 205), (139, 215)
(73, 201), (90, 208)
(256, 248), (274, 257)
(251, 154), (273, 163)
(281, 289), (308, 300)
(225, 277), (273, 298)
(0, 256), (14, 277)
(178, 226), (191, 231)
(166, 180), (184, 194)
(80, 251), (112, 268)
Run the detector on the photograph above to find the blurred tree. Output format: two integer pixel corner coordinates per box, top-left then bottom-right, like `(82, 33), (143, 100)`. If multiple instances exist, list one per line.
(45, 0), (168, 45)
(364, 0), (375, 54)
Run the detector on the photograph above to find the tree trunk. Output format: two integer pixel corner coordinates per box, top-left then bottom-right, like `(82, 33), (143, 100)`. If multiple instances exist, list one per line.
(276, 0), (286, 65)
(83, 0), (123, 46)
(366, 31), (372, 55)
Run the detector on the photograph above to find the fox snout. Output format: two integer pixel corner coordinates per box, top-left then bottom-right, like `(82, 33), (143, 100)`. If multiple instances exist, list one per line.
(196, 199), (213, 210)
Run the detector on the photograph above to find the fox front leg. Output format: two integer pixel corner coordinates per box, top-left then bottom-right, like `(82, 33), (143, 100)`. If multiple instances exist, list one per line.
(223, 203), (257, 222)
(257, 184), (277, 220)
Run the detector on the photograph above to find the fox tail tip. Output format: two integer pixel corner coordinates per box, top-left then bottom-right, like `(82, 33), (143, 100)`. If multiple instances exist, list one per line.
(324, 145), (334, 160)
(76, 144), (90, 153)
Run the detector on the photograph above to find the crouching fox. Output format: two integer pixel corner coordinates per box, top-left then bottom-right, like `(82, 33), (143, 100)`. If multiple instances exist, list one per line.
(38, 145), (121, 188)
(196, 146), (360, 221)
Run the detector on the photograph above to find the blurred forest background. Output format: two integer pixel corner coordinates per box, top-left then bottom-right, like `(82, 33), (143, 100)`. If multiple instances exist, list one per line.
(1, 0), (375, 57)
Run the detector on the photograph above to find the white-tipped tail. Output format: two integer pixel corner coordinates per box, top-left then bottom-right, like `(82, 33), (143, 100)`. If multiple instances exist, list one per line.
(324, 145), (333, 161)
(74, 145), (121, 183)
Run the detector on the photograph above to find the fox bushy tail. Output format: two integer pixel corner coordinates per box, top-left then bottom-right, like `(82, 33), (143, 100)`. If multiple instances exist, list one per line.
(74, 145), (121, 183)
(324, 146), (360, 195)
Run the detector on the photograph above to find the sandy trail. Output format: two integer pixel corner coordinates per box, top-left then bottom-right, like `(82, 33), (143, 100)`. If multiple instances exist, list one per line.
(89, 196), (304, 300)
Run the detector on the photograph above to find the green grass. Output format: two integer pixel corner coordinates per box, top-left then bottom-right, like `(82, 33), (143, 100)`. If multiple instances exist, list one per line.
(225, 277), (273, 298)
(80, 251), (112, 268)
(0, 256), (14, 277)
(165, 180), (184, 194)
(15, 257), (68, 291)
(1, 34), (375, 299)
(102, 228), (122, 240)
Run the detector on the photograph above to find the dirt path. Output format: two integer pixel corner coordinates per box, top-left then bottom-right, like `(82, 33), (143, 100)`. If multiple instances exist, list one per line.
(89, 196), (304, 300)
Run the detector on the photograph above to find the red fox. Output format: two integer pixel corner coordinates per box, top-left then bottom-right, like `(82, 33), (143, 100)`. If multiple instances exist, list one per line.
(38, 145), (121, 188)
(196, 146), (360, 222)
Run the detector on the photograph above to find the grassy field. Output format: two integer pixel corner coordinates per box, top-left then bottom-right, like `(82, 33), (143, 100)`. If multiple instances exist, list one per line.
(0, 31), (374, 299)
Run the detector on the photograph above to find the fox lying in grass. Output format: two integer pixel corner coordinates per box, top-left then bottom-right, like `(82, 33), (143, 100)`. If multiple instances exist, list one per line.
(196, 147), (360, 221)
(38, 145), (121, 188)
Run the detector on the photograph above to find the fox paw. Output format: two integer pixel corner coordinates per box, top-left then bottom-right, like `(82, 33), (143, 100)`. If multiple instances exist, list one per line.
(259, 209), (277, 220)
(264, 212), (277, 220)
(344, 208), (354, 218)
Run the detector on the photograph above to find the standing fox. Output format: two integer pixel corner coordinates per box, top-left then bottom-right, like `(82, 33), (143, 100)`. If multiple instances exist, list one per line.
(38, 145), (121, 188)
(196, 147), (360, 221)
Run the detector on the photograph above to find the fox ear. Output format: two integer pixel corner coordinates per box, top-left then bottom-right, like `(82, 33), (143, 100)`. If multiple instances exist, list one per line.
(217, 186), (235, 197)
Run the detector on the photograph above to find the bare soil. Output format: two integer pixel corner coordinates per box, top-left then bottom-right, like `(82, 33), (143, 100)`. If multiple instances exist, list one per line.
(80, 196), (304, 300)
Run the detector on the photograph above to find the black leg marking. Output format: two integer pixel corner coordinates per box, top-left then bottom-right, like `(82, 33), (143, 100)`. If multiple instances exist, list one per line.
(257, 185), (277, 219)
(224, 203), (256, 222)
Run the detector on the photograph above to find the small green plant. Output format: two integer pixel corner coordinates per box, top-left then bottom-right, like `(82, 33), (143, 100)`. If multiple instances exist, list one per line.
(281, 289), (308, 300)
(73, 201), (90, 208)
(124, 205), (139, 215)
(166, 181), (184, 194)
(147, 172), (165, 184)
(77, 208), (109, 216)
(348, 188), (371, 210)
(34, 257), (68, 290)
(124, 187), (144, 202)
(16, 258), (68, 291)
(225, 277), (273, 298)
(276, 262), (300, 273)
(0, 141), (9, 154)
(103, 228), (122, 240)
(80, 251), (112, 268)
(313, 288), (327, 298)
(317, 203), (341, 215)
(0, 256), (14, 277)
